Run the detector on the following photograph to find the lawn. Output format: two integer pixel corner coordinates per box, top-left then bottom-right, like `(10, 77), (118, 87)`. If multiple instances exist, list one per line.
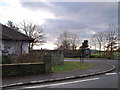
(52, 61), (94, 72)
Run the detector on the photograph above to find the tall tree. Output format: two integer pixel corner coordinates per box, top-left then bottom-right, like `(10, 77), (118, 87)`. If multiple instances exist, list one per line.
(90, 36), (97, 50)
(104, 24), (118, 58)
(90, 24), (118, 58)
(80, 40), (89, 49)
(19, 20), (45, 49)
(91, 32), (105, 52)
(55, 31), (80, 50)
(105, 24), (118, 47)
(69, 32), (79, 50)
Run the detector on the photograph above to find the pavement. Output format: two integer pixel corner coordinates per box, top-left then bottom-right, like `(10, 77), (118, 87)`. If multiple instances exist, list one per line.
(1, 60), (116, 88)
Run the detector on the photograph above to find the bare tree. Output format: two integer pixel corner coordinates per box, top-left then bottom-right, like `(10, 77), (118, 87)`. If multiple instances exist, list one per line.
(104, 24), (118, 58)
(90, 36), (98, 50)
(55, 31), (80, 50)
(90, 24), (118, 58)
(19, 20), (45, 49)
(69, 33), (80, 50)
(105, 24), (118, 46)
(91, 32), (105, 52)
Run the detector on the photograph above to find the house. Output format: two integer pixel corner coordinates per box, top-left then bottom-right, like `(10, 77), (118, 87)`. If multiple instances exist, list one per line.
(0, 23), (34, 55)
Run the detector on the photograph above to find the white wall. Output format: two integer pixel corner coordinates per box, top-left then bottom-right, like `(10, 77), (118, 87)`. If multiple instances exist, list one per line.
(0, 24), (2, 55)
(21, 42), (29, 54)
(2, 40), (29, 55)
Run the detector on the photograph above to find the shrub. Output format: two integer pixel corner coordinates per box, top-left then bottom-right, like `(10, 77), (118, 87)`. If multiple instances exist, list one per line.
(2, 55), (12, 64)
(90, 55), (96, 58)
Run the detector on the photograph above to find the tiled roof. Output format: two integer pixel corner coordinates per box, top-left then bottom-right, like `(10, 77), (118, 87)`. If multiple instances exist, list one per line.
(0, 23), (34, 42)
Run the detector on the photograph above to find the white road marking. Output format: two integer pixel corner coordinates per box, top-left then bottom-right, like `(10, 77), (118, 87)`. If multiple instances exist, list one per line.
(105, 73), (117, 75)
(21, 78), (99, 89)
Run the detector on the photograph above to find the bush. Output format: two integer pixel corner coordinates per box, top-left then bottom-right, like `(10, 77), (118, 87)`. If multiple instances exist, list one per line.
(2, 55), (12, 64)
(90, 55), (96, 58)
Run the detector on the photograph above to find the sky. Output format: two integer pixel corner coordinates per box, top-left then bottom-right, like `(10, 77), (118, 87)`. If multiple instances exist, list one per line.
(0, 0), (118, 50)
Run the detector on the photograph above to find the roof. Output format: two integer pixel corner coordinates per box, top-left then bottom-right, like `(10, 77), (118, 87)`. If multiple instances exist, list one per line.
(0, 23), (34, 42)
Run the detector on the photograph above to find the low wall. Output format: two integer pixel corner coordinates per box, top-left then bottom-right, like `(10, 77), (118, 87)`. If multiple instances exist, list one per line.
(30, 50), (64, 66)
(2, 54), (52, 77)
(2, 62), (45, 77)
(51, 50), (64, 65)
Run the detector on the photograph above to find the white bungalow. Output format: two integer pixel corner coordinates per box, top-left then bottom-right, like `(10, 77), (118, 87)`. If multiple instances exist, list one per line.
(0, 23), (34, 55)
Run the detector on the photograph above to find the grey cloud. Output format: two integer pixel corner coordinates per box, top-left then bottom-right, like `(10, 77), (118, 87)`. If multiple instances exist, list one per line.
(21, 2), (50, 10)
(20, 2), (118, 43)
(21, 2), (118, 24)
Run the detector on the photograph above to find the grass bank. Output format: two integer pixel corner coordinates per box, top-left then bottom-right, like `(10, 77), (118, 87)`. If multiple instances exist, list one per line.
(64, 58), (109, 60)
(52, 61), (94, 72)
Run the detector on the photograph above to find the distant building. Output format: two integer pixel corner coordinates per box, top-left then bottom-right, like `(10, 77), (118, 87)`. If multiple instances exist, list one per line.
(0, 23), (34, 55)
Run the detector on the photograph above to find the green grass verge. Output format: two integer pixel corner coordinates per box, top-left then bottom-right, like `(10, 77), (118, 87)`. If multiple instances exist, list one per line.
(65, 57), (80, 59)
(91, 52), (120, 56)
(64, 58), (109, 60)
(52, 61), (94, 72)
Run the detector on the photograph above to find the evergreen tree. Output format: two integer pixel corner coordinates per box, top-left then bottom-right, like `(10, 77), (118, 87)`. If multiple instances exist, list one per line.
(80, 40), (89, 49)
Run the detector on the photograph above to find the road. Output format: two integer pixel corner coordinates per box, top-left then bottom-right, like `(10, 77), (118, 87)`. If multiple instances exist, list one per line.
(5, 60), (119, 89)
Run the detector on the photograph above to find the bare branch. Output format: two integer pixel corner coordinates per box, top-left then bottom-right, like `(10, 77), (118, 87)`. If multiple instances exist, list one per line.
(19, 20), (45, 49)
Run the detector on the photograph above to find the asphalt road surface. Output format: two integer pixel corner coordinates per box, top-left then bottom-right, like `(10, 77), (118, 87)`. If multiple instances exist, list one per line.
(5, 60), (119, 89)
